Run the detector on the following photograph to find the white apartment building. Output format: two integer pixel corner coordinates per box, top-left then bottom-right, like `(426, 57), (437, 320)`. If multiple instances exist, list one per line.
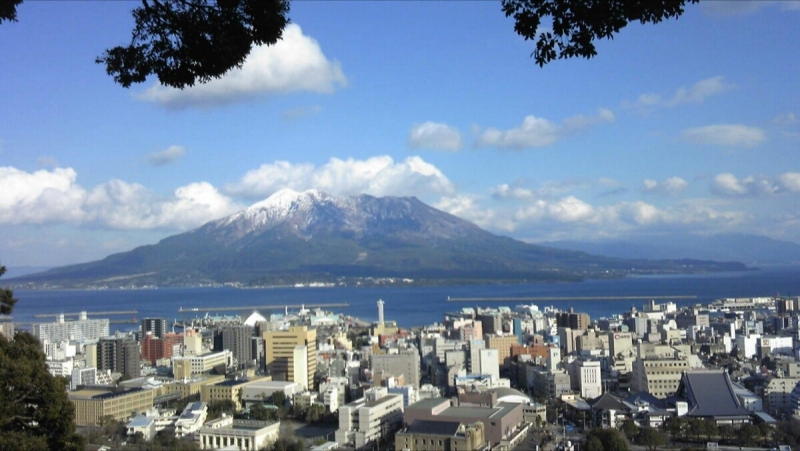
(33, 313), (109, 343)
(71, 367), (97, 390)
(46, 359), (74, 377)
(175, 401), (208, 437)
(335, 387), (404, 449)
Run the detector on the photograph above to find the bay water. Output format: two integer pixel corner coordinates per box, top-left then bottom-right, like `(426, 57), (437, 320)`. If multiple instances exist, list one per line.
(8, 266), (800, 331)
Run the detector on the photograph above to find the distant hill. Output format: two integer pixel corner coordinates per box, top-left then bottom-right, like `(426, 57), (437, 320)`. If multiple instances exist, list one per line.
(9, 190), (748, 288)
(544, 233), (800, 266)
(2, 266), (52, 279)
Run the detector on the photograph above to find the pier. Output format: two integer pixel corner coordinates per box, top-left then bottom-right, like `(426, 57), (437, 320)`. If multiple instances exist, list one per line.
(177, 303), (349, 313)
(446, 295), (696, 302)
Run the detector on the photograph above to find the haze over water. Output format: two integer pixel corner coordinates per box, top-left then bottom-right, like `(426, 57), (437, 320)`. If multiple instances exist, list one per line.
(9, 267), (800, 331)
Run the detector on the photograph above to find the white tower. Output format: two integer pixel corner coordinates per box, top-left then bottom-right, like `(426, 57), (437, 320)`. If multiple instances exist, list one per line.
(377, 299), (385, 325)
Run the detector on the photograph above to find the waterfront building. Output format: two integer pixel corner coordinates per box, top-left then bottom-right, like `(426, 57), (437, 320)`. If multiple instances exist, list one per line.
(263, 326), (317, 389)
(33, 312), (109, 343)
(335, 387), (404, 449)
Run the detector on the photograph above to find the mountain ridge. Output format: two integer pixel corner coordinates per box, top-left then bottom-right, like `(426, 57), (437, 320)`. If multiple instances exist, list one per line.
(9, 190), (748, 288)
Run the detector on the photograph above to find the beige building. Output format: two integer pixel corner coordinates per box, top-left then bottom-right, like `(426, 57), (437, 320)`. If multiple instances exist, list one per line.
(69, 387), (155, 426)
(201, 378), (267, 411)
(764, 377), (800, 416)
(263, 326), (317, 389)
(394, 420), (486, 451)
(485, 334), (518, 367)
(197, 416), (279, 451)
(631, 356), (691, 399)
(161, 374), (226, 399)
(336, 387), (405, 449)
(173, 350), (233, 379)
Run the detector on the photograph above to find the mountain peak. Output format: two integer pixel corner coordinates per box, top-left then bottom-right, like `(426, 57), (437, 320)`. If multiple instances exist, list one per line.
(248, 188), (332, 211)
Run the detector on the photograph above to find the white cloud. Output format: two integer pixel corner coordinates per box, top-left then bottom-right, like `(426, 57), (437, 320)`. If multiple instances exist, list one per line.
(712, 172), (800, 197)
(407, 122), (463, 152)
(632, 76), (735, 110)
(0, 166), (240, 230)
(138, 24), (347, 109)
(476, 109), (613, 149)
(641, 177), (689, 195)
(0, 167), (87, 225)
(774, 112), (798, 126)
(147, 145), (186, 166)
(226, 155), (455, 200)
(682, 124), (766, 147)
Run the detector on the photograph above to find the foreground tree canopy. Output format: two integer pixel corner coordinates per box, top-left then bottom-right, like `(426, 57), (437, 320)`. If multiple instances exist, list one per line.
(0, 265), (84, 450)
(1, 0), (698, 88)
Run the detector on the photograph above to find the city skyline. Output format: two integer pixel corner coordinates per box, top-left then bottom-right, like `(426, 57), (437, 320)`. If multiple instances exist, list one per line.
(1, 1), (799, 267)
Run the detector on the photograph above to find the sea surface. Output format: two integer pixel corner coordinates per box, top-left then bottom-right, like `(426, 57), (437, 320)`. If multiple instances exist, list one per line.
(7, 266), (800, 331)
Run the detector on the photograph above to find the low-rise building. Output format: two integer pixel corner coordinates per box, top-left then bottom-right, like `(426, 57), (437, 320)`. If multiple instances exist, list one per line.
(69, 387), (155, 426)
(394, 420), (487, 451)
(335, 387), (404, 449)
(197, 416), (279, 451)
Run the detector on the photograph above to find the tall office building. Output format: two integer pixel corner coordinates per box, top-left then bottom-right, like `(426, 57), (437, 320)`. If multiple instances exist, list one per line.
(98, 335), (140, 378)
(556, 308), (591, 331)
(221, 325), (254, 369)
(141, 318), (167, 339)
(263, 326), (317, 389)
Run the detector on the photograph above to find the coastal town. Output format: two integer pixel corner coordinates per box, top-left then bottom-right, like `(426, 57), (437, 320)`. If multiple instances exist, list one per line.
(3, 294), (800, 450)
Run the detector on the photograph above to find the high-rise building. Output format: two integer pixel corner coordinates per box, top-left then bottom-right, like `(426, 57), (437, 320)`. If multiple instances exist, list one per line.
(263, 326), (317, 389)
(98, 335), (140, 378)
(556, 308), (591, 331)
(33, 312), (109, 343)
(221, 325), (254, 369)
(371, 350), (421, 389)
(377, 299), (385, 325)
(141, 318), (167, 339)
(141, 332), (183, 364)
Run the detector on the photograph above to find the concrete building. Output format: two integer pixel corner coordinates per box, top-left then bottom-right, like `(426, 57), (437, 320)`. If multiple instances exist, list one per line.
(240, 380), (301, 407)
(532, 367), (571, 399)
(46, 359), (74, 378)
(263, 326), (317, 389)
(764, 377), (800, 416)
(371, 350), (421, 389)
(71, 367), (97, 390)
(478, 348), (500, 383)
(631, 356), (691, 399)
(174, 401), (208, 437)
(98, 335), (141, 378)
(33, 312), (109, 343)
(485, 334), (518, 367)
(221, 325), (255, 370)
(556, 309), (591, 332)
(141, 332), (182, 364)
(335, 387), (405, 449)
(141, 318), (167, 339)
(395, 420), (487, 451)
(577, 360), (602, 399)
(201, 378), (266, 411)
(69, 387), (155, 426)
(172, 350), (233, 379)
(404, 397), (525, 448)
(197, 417), (279, 451)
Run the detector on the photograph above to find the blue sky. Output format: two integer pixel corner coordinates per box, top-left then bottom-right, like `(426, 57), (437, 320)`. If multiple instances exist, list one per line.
(1, 1), (799, 267)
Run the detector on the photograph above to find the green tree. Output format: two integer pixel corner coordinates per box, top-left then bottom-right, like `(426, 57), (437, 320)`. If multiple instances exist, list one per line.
(267, 437), (305, 451)
(304, 403), (326, 423)
(637, 426), (667, 451)
(0, 265), (84, 450)
(662, 415), (685, 444)
(2, 1), (701, 87)
(585, 428), (629, 451)
(621, 418), (639, 439)
(703, 418), (718, 440)
(583, 436), (604, 451)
